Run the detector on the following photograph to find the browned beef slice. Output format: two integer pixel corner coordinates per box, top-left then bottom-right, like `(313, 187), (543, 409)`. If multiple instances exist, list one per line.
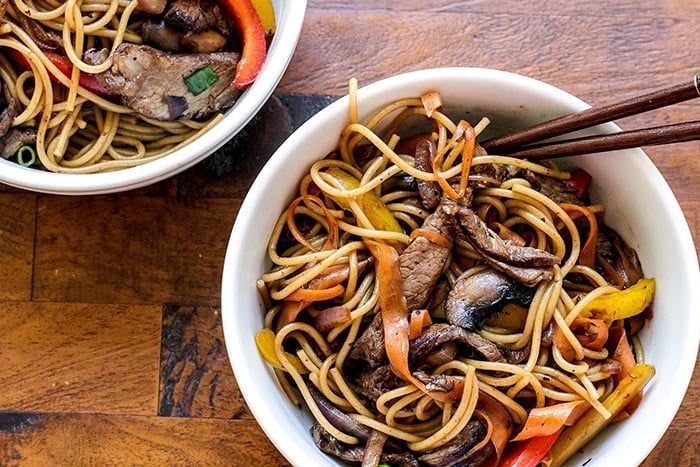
(98, 43), (240, 120)
(448, 206), (558, 286)
(413, 138), (441, 210)
(524, 169), (583, 206)
(410, 323), (505, 363)
(354, 364), (403, 402)
(399, 208), (455, 311)
(418, 418), (492, 467)
(348, 312), (386, 367)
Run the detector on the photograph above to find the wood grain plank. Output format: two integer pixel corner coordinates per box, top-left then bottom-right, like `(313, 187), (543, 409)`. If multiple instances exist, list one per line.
(0, 413), (290, 466)
(159, 305), (251, 419)
(307, 0), (700, 18)
(32, 196), (239, 306)
(641, 428), (700, 466)
(0, 302), (161, 414)
(278, 9), (698, 103)
(0, 194), (35, 301)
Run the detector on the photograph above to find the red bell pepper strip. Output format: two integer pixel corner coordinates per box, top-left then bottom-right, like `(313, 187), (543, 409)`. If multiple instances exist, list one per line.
(498, 400), (589, 467)
(216, 0), (267, 90)
(563, 168), (592, 200)
(8, 49), (117, 96)
(498, 427), (564, 467)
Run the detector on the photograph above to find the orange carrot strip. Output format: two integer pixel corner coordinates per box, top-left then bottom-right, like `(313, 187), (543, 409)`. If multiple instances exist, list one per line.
(276, 300), (309, 329)
(286, 194), (339, 252)
(366, 239), (460, 403)
(409, 309), (432, 340)
(477, 392), (513, 463)
(432, 147), (461, 200)
(511, 400), (590, 441)
(459, 122), (475, 195)
(286, 284), (345, 302)
(571, 318), (608, 351)
(561, 203), (598, 268)
(421, 90), (443, 118)
(409, 227), (453, 249)
(552, 323), (578, 361)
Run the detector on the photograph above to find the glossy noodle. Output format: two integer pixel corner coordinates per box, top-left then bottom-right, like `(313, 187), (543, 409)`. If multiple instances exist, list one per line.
(0, 0), (226, 173)
(255, 80), (655, 465)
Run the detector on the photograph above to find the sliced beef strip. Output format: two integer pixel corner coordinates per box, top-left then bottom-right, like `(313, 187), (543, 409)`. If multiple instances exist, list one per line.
(96, 43), (240, 120)
(417, 417), (491, 467)
(348, 312), (386, 367)
(446, 204), (558, 286)
(0, 89), (17, 138)
(0, 128), (37, 160)
(524, 169), (583, 206)
(354, 364), (403, 402)
(597, 224), (643, 288)
(410, 323), (504, 363)
(399, 207), (456, 311)
(413, 138), (441, 210)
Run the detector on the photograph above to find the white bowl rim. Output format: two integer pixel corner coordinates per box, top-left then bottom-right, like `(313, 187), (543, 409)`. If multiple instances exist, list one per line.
(0, 0), (307, 195)
(221, 66), (700, 467)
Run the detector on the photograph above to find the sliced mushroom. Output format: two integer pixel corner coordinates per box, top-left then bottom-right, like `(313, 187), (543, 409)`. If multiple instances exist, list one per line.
(446, 269), (534, 331)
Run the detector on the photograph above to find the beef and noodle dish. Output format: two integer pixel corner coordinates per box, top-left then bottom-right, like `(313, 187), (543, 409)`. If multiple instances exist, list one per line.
(255, 81), (656, 466)
(0, 0), (274, 172)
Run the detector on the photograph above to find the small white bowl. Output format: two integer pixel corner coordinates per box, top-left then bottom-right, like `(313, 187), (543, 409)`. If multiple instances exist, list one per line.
(221, 67), (700, 467)
(0, 0), (306, 195)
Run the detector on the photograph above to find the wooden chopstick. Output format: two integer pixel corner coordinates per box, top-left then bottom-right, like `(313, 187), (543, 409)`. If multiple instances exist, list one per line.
(480, 74), (700, 154)
(503, 120), (700, 160)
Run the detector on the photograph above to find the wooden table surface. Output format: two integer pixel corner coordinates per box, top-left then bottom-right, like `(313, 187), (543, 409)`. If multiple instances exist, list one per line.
(1, 1), (698, 465)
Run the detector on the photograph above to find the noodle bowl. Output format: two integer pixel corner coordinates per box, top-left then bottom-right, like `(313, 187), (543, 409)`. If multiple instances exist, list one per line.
(0, 0), (305, 194)
(221, 68), (700, 467)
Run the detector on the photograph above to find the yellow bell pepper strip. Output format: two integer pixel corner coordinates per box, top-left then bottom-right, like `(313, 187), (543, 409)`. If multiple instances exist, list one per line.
(250, 0), (276, 35)
(254, 328), (308, 374)
(548, 363), (655, 467)
(216, 0), (267, 90)
(325, 167), (403, 234)
(581, 277), (655, 321)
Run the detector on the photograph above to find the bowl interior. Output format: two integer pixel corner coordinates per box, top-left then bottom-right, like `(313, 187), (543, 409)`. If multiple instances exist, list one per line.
(0, 0), (307, 195)
(221, 67), (700, 467)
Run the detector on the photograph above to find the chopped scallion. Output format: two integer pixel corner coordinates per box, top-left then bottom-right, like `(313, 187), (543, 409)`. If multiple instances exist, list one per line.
(16, 145), (36, 167)
(184, 65), (219, 96)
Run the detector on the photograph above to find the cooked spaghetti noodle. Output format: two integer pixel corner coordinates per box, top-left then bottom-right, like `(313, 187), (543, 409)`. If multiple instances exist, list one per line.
(0, 0), (230, 173)
(255, 81), (655, 465)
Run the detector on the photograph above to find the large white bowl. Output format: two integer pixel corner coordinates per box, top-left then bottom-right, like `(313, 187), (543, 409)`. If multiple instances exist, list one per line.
(221, 68), (700, 466)
(0, 0), (306, 195)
